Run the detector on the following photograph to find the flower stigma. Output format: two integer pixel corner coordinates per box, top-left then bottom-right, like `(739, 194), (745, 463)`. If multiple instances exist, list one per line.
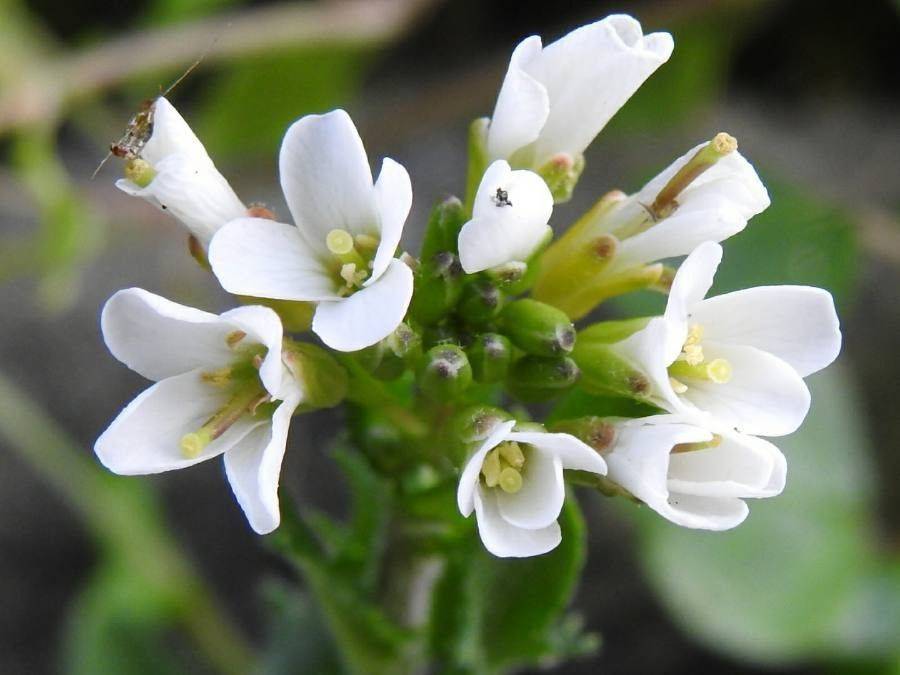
(326, 228), (380, 295)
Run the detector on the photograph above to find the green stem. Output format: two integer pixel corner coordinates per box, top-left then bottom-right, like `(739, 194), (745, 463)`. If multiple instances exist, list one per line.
(0, 370), (255, 675)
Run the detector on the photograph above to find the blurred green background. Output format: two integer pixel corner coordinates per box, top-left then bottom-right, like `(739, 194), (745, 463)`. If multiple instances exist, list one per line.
(0, 0), (898, 673)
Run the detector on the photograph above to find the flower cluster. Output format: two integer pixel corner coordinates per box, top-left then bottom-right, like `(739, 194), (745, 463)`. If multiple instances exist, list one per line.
(97, 14), (840, 557)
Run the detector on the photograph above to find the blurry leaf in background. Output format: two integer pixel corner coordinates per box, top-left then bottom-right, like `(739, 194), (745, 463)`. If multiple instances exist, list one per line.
(634, 367), (900, 665)
(143, 0), (238, 25)
(63, 563), (204, 675)
(7, 129), (106, 313)
(198, 47), (368, 160)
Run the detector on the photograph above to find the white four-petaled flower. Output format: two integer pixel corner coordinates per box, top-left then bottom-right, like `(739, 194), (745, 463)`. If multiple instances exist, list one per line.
(115, 97), (247, 247)
(457, 160), (553, 273)
(94, 288), (302, 534)
(611, 241), (842, 436)
(603, 414), (786, 530)
(457, 420), (607, 557)
(598, 140), (770, 272)
(209, 109), (414, 352)
(486, 15), (673, 170)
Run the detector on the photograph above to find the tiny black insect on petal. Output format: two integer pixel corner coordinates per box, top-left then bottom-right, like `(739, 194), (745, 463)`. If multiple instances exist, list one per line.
(493, 187), (513, 207)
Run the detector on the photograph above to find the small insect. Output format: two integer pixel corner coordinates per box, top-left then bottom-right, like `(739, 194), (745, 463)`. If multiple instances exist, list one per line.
(493, 187), (513, 207)
(92, 47), (212, 179)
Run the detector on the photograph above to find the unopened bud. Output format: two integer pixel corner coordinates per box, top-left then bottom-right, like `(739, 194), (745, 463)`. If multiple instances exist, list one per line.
(552, 416), (617, 453)
(247, 202), (277, 220)
(578, 317), (652, 345)
(467, 333), (512, 383)
(453, 405), (512, 445)
(465, 118), (490, 212)
(188, 234), (210, 269)
(459, 279), (504, 325)
(537, 152), (585, 203)
(418, 344), (473, 399)
(409, 251), (464, 326)
(507, 355), (580, 402)
(282, 340), (348, 409)
(421, 196), (468, 261)
(500, 299), (575, 356)
(572, 341), (654, 402)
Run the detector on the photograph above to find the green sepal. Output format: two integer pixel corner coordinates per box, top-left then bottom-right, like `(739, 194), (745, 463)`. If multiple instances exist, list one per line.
(507, 355), (580, 402)
(282, 340), (348, 409)
(417, 344), (473, 399)
(458, 279), (504, 326)
(466, 333), (513, 384)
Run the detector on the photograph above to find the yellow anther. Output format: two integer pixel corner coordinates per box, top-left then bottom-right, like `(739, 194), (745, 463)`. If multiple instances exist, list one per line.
(669, 377), (688, 394)
(706, 358), (732, 384)
(225, 330), (246, 348)
(180, 429), (212, 459)
(682, 343), (704, 366)
(355, 233), (380, 251)
(685, 324), (704, 346)
(326, 229), (355, 255)
(481, 450), (502, 487)
(498, 467), (523, 494)
(497, 441), (525, 469)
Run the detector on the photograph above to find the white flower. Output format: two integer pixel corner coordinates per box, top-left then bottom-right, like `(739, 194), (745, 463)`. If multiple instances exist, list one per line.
(208, 109), (414, 352)
(94, 288), (302, 534)
(115, 97), (247, 247)
(600, 138), (770, 273)
(603, 414), (786, 530)
(457, 160), (553, 273)
(612, 241), (842, 436)
(486, 15), (673, 169)
(457, 420), (607, 557)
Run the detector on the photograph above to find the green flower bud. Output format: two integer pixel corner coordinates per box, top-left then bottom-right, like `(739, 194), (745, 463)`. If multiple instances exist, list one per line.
(551, 416), (617, 453)
(465, 117), (490, 212)
(409, 250), (463, 326)
(499, 299), (575, 356)
(418, 344), (473, 399)
(281, 340), (348, 409)
(537, 152), (585, 204)
(571, 341), (653, 402)
(420, 196), (468, 261)
(458, 279), (504, 326)
(506, 355), (580, 402)
(467, 333), (512, 383)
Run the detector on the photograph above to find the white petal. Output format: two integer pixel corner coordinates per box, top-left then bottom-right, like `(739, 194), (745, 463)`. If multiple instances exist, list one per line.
(527, 15), (673, 163)
(141, 97), (210, 166)
(457, 420), (517, 517)
(508, 431), (607, 475)
(116, 153), (246, 246)
(219, 305), (288, 400)
(473, 485), (561, 558)
(655, 492), (749, 531)
(208, 217), (340, 302)
(101, 287), (237, 381)
(496, 447), (565, 529)
(616, 198), (745, 269)
(94, 370), (262, 475)
(668, 430), (786, 498)
(663, 241), (722, 326)
(612, 317), (685, 412)
(279, 109), (377, 254)
(681, 343), (811, 436)
(458, 161), (553, 273)
(223, 394), (299, 534)
(368, 157), (412, 284)
(691, 286), (841, 377)
(605, 419), (711, 507)
(312, 258), (413, 352)
(486, 36), (550, 161)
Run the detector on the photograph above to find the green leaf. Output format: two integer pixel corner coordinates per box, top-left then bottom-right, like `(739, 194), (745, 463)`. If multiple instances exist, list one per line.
(635, 367), (900, 665)
(198, 47), (367, 160)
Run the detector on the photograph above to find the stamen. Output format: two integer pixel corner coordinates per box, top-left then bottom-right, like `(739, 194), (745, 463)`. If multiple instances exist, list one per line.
(685, 324), (704, 346)
(681, 344), (704, 366)
(672, 434), (723, 454)
(178, 385), (269, 458)
(481, 450), (502, 487)
(669, 377), (688, 394)
(706, 358), (732, 384)
(354, 233), (379, 252)
(201, 367), (232, 387)
(497, 441), (525, 469)
(226, 330), (246, 348)
(668, 357), (733, 384)
(498, 467), (523, 494)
